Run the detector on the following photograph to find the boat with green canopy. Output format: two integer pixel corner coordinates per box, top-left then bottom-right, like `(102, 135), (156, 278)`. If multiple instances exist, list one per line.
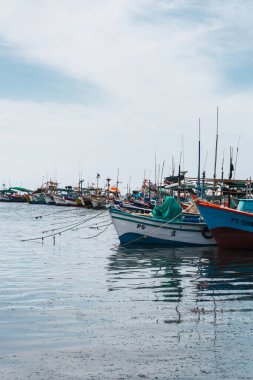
(110, 196), (216, 246)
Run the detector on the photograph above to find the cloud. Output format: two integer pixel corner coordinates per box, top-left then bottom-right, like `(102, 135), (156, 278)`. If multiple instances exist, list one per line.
(0, 46), (103, 103)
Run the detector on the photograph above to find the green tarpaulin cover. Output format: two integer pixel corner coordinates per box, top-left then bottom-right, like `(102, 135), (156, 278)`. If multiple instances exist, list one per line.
(9, 187), (33, 193)
(152, 196), (182, 222)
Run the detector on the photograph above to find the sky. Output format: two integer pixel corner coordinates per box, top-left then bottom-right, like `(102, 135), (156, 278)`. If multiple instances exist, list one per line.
(1, 0), (253, 191)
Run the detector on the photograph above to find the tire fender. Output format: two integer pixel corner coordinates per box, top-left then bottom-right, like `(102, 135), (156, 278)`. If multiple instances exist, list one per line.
(202, 226), (213, 239)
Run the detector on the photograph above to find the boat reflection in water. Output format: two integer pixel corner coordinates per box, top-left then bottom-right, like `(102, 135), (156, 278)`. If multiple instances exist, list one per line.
(107, 246), (253, 316)
(106, 246), (253, 378)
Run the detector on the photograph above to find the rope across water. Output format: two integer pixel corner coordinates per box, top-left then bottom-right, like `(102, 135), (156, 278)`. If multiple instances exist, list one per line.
(21, 210), (108, 242)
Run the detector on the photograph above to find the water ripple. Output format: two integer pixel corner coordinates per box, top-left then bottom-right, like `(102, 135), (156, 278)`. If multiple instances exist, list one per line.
(1, 203), (253, 379)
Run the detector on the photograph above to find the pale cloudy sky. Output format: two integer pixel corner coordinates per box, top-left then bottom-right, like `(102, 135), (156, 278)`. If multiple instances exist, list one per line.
(0, 0), (253, 190)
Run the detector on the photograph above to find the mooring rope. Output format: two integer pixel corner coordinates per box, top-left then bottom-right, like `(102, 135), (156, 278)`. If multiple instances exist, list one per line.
(34, 207), (80, 219)
(22, 210), (107, 242)
(50, 214), (108, 226)
(81, 222), (112, 239)
(75, 218), (111, 231)
(43, 216), (111, 233)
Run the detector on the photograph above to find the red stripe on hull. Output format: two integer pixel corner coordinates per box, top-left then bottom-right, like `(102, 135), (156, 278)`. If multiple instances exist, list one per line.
(212, 227), (253, 250)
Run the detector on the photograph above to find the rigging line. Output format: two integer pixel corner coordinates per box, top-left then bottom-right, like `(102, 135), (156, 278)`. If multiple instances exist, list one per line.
(22, 210), (107, 242)
(81, 223), (112, 239)
(120, 199), (199, 247)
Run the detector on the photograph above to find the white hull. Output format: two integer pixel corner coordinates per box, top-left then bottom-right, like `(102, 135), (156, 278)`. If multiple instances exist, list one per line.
(78, 196), (85, 206)
(44, 195), (55, 204)
(110, 208), (216, 246)
(64, 198), (77, 206)
(53, 195), (67, 206)
(91, 198), (110, 209)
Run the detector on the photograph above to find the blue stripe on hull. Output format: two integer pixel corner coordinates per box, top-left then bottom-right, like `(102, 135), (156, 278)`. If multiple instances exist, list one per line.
(119, 232), (212, 247)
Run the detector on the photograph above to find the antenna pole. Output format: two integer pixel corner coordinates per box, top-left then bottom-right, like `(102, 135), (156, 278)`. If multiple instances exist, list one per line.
(197, 118), (201, 197)
(213, 107), (219, 201)
(116, 168), (119, 199)
(155, 153), (157, 190)
(234, 135), (241, 179)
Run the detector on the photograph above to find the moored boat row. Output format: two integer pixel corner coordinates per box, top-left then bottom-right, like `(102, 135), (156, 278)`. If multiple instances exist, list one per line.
(3, 174), (253, 250)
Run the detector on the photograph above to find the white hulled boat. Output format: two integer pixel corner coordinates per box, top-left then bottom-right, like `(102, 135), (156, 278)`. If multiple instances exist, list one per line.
(110, 196), (216, 247)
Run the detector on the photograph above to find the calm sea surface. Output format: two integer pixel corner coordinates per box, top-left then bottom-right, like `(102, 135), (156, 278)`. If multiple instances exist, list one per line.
(1, 203), (253, 379)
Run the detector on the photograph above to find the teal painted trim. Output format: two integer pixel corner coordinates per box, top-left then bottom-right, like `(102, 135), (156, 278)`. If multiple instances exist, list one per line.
(111, 215), (202, 232)
(118, 233), (214, 247)
(110, 207), (202, 226)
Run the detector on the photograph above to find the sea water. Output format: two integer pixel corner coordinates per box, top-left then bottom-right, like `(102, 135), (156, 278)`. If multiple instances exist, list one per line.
(1, 203), (253, 379)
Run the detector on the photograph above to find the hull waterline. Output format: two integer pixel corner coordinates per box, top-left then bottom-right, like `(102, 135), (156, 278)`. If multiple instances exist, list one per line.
(197, 200), (253, 250)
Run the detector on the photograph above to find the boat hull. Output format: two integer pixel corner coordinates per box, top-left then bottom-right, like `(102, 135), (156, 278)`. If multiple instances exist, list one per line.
(28, 194), (46, 204)
(53, 195), (67, 206)
(44, 195), (55, 205)
(110, 207), (216, 247)
(91, 198), (110, 209)
(64, 196), (77, 207)
(197, 200), (253, 250)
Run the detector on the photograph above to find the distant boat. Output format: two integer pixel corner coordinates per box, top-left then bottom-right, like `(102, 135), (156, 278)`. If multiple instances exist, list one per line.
(197, 199), (253, 250)
(64, 196), (78, 207)
(110, 196), (215, 247)
(91, 196), (111, 209)
(44, 195), (55, 205)
(0, 187), (31, 203)
(0, 193), (11, 202)
(79, 195), (92, 207)
(52, 194), (67, 206)
(28, 194), (46, 205)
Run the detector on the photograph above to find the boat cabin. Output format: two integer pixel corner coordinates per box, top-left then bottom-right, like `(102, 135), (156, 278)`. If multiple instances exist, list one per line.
(237, 199), (253, 213)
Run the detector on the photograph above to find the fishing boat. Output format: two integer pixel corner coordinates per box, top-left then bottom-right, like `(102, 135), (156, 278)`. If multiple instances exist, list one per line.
(91, 196), (111, 209)
(0, 187), (31, 203)
(28, 193), (47, 205)
(0, 193), (11, 202)
(197, 199), (253, 250)
(64, 196), (78, 207)
(118, 200), (153, 214)
(110, 196), (216, 247)
(44, 195), (55, 205)
(52, 194), (67, 206)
